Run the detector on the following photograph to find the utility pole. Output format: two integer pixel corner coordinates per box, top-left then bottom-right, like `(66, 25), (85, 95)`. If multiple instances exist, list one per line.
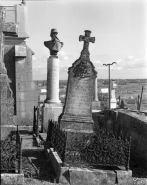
(103, 62), (116, 110)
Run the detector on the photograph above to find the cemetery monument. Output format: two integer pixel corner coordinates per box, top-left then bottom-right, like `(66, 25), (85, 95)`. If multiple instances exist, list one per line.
(59, 30), (97, 130)
(1, 0), (38, 126)
(43, 29), (63, 131)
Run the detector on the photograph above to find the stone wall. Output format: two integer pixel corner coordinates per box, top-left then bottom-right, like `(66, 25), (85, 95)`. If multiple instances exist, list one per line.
(92, 110), (147, 169)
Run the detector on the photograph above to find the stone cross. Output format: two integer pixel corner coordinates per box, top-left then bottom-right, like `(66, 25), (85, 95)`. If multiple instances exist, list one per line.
(79, 30), (95, 60)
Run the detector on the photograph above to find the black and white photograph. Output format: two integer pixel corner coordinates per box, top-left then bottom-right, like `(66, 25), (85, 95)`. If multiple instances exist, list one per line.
(0, 0), (147, 184)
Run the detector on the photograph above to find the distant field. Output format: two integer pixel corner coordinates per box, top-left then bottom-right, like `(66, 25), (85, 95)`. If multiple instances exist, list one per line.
(37, 80), (147, 111)
(98, 82), (147, 111)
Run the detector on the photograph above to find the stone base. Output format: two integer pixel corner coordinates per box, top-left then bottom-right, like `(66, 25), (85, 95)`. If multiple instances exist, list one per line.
(62, 128), (94, 164)
(60, 121), (94, 130)
(110, 98), (117, 109)
(42, 102), (63, 132)
(60, 113), (94, 130)
(45, 145), (132, 185)
(1, 173), (24, 185)
(1, 125), (16, 140)
(92, 100), (100, 111)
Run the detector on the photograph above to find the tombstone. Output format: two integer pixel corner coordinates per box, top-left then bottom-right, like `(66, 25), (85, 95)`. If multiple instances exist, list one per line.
(1, 1), (38, 126)
(57, 31), (97, 162)
(59, 30), (97, 131)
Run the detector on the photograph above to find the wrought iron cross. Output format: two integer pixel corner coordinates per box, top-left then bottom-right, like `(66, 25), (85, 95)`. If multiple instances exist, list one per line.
(79, 30), (95, 60)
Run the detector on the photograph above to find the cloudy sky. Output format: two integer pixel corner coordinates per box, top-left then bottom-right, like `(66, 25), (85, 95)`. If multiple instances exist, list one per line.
(1, 0), (146, 80)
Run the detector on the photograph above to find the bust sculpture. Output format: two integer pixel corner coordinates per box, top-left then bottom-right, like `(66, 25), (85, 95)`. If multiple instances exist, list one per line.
(44, 29), (63, 56)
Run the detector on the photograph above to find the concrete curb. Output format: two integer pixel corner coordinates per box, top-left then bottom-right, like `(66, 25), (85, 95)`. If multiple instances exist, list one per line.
(1, 173), (24, 185)
(44, 143), (133, 185)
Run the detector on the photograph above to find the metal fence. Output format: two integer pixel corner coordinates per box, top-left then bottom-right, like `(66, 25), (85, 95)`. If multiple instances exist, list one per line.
(46, 120), (67, 162)
(46, 120), (131, 170)
(65, 125), (131, 170)
(1, 125), (22, 173)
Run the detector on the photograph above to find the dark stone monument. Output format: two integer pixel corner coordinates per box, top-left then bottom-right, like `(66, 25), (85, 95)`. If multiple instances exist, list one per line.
(58, 30), (97, 162)
(59, 30), (97, 131)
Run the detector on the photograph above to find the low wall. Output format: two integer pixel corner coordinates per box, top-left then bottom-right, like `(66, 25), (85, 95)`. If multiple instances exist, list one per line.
(92, 110), (147, 169)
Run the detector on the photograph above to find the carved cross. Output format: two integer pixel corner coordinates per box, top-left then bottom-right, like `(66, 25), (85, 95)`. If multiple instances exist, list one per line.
(79, 30), (95, 60)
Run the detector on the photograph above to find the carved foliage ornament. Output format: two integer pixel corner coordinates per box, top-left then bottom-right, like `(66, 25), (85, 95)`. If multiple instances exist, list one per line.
(73, 59), (91, 78)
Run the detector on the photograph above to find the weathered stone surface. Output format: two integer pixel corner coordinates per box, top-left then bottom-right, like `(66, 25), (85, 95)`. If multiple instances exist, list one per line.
(15, 45), (26, 57)
(1, 125), (16, 140)
(1, 173), (24, 185)
(1, 3), (38, 126)
(3, 22), (18, 35)
(0, 7), (14, 126)
(69, 167), (116, 185)
(59, 30), (97, 130)
(115, 170), (132, 185)
(59, 167), (70, 185)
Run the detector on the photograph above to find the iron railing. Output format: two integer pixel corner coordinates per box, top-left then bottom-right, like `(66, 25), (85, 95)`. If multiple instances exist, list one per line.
(46, 120), (131, 170)
(64, 125), (131, 170)
(46, 120), (67, 162)
(1, 125), (22, 173)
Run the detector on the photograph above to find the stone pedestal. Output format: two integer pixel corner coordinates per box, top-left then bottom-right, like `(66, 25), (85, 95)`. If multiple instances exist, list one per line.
(43, 56), (63, 131)
(42, 102), (63, 132)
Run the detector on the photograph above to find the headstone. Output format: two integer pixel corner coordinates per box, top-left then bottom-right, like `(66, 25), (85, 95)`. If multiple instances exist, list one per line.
(42, 29), (63, 131)
(59, 30), (97, 131)
(1, 1), (38, 126)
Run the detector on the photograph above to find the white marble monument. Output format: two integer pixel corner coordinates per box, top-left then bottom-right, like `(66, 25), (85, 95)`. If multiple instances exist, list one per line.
(110, 81), (117, 109)
(42, 29), (63, 131)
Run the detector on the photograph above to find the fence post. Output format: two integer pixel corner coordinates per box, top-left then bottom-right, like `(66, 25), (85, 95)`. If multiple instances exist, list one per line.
(41, 106), (43, 133)
(33, 106), (36, 132)
(16, 125), (22, 174)
(36, 106), (39, 137)
(126, 136), (131, 171)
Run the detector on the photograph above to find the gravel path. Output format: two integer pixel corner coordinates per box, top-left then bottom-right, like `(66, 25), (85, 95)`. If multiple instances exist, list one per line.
(21, 132), (57, 185)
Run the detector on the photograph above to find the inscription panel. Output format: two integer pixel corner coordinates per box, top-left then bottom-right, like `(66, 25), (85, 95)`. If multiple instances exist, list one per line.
(65, 77), (94, 116)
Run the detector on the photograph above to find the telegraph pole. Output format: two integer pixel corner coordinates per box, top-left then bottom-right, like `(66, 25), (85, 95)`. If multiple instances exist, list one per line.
(103, 62), (116, 110)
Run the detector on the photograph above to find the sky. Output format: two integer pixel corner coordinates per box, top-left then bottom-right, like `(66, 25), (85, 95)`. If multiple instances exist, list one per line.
(1, 0), (147, 80)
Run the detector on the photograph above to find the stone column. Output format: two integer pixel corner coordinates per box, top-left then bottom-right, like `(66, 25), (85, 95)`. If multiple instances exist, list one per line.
(92, 76), (100, 111)
(94, 77), (98, 101)
(42, 29), (63, 131)
(45, 56), (60, 103)
(110, 81), (117, 109)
